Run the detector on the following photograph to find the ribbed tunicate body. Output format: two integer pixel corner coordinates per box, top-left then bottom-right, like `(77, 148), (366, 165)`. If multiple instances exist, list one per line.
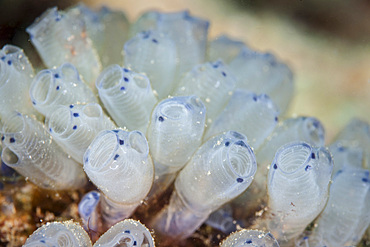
(46, 103), (116, 163)
(24, 221), (92, 247)
(228, 47), (294, 114)
(266, 142), (333, 242)
(0, 112), (86, 190)
(205, 90), (279, 149)
(93, 219), (155, 247)
(96, 65), (157, 132)
(153, 131), (257, 239)
(173, 60), (236, 124)
(125, 29), (177, 99)
(0, 45), (39, 119)
(221, 229), (280, 247)
(29, 63), (97, 118)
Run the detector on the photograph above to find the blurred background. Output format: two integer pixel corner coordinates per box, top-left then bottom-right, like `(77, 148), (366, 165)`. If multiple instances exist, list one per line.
(0, 0), (369, 141)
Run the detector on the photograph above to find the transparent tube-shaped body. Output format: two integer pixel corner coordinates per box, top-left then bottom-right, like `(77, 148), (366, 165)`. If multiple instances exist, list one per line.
(205, 204), (239, 234)
(205, 90), (279, 150)
(153, 131), (257, 239)
(26, 7), (102, 88)
(131, 10), (209, 78)
(329, 145), (364, 176)
(220, 229), (280, 247)
(207, 35), (247, 64)
(78, 190), (101, 235)
(68, 4), (129, 67)
(266, 142), (333, 242)
(229, 47), (294, 114)
(0, 45), (39, 119)
(0, 112), (86, 190)
(30, 63), (97, 118)
(46, 103), (116, 163)
(124, 30), (177, 99)
(84, 129), (154, 227)
(24, 221), (92, 247)
(173, 60), (236, 124)
(93, 219), (155, 247)
(308, 168), (370, 247)
(147, 96), (206, 196)
(96, 65), (157, 132)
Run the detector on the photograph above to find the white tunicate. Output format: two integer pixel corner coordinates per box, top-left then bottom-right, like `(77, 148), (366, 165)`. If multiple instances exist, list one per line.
(84, 129), (154, 227)
(67, 4), (129, 67)
(229, 47), (294, 114)
(29, 63), (97, 118)
(93, 219), (155, 247)
(96, 65), (157, 132)
(26, 7), (101, 88)
(131, 10), (209, 79)
(24, 221), (92, 247)
(46, 103), (116, 163)
(78, 190), (101, 234)
(147, 96), (206, 197)
(308, 168), (370, 247)
(152, 131), (257, 239)
(266, 142), (333, 242)
(0, 112), (86, 190)
(124, 29), (178, 99)
(220, 229), (280, 247)
(173, 60), (236, 124)
(207, 35), (247, 64)
(0, 45), (40, 119)
(204, 90), (279, 150)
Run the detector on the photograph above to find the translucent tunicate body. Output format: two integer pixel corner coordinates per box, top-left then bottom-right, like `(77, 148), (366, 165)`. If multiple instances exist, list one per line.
(220, 229), (280, 247)
(24, 221), (92, 247)
(308, 168), (370, 247)
(96, 65), (157, 132)
(93, 219), (155, 247)
(29, 63), (97, 118)
(207, 35), (247, 64)
(204, 90), (279, 150)
(0, 112), (86, 190)
(78, 190), (101, 235)
(152, 131), (257, 239)
(68, 4), (129, 67)
(46, 103), (116, 163)
(173, 60), (236, 123)
(26, 7), (101, 88)
(266, 142), (333, 242)
(131, 10), (209, 79)
(229, 47), (294, 114)
(147, 96), (206, 196)
(125, 29), (177, 99)
(0, 45), (39, 119)
(205, 204), (240, 234)
(84, 129), (154, 227)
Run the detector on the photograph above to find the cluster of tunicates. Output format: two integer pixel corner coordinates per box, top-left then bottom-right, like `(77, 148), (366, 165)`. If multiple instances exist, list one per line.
(0, 3), (369, 247)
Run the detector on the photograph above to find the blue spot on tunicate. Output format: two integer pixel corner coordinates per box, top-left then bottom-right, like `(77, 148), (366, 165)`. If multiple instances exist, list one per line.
(73, 125), (77, 130)
(32, 101), (36, 105)
(253, 96), (257, 101)
(313, 120), (319, 128)
(54, 73), (59, 78)
(303, 236), (309, 240)
(273, 164), (277, 169)
(237, 178), (243, 183)
(49, 128), (52, 132)
(362, 178), (369, 183)
(225, 141), (230, 146)
(1, 136), (4, 141)
(338, 146), (345, 152)
(1, 56), (5, 60)
(152, 38), (158, 43)
(123, 68), (130, 72)
(142, 32), (150, 39)
(212, 63), (219, 68)
(7, 60), (12, 65)
(73, 113), (79, 117)
(245, 240), (252, 244)
(113, 130), (119, 133)
(120, 86), (125, 91)
(158, 116), (164, 122)
(311, 153), (316, 159)
(305, 165), (311, 171)
(124, 230), (130, 234)
(114, 154), (119, 160)
(55, 16), (61, 21)
(275, 116), (278, 122)
(235, 140), (247, 148)
(56, 86), (60, 90)
(9, 137), (15, 143)
(40, 239), (46, 243)
(124, 77), (129, 82)
(69, 104), (74, 108)
(85, 157), (88, 163)
(119, 139), (124, 145)
(133, 241), (137, 246)
(222, 71), (227, 77)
